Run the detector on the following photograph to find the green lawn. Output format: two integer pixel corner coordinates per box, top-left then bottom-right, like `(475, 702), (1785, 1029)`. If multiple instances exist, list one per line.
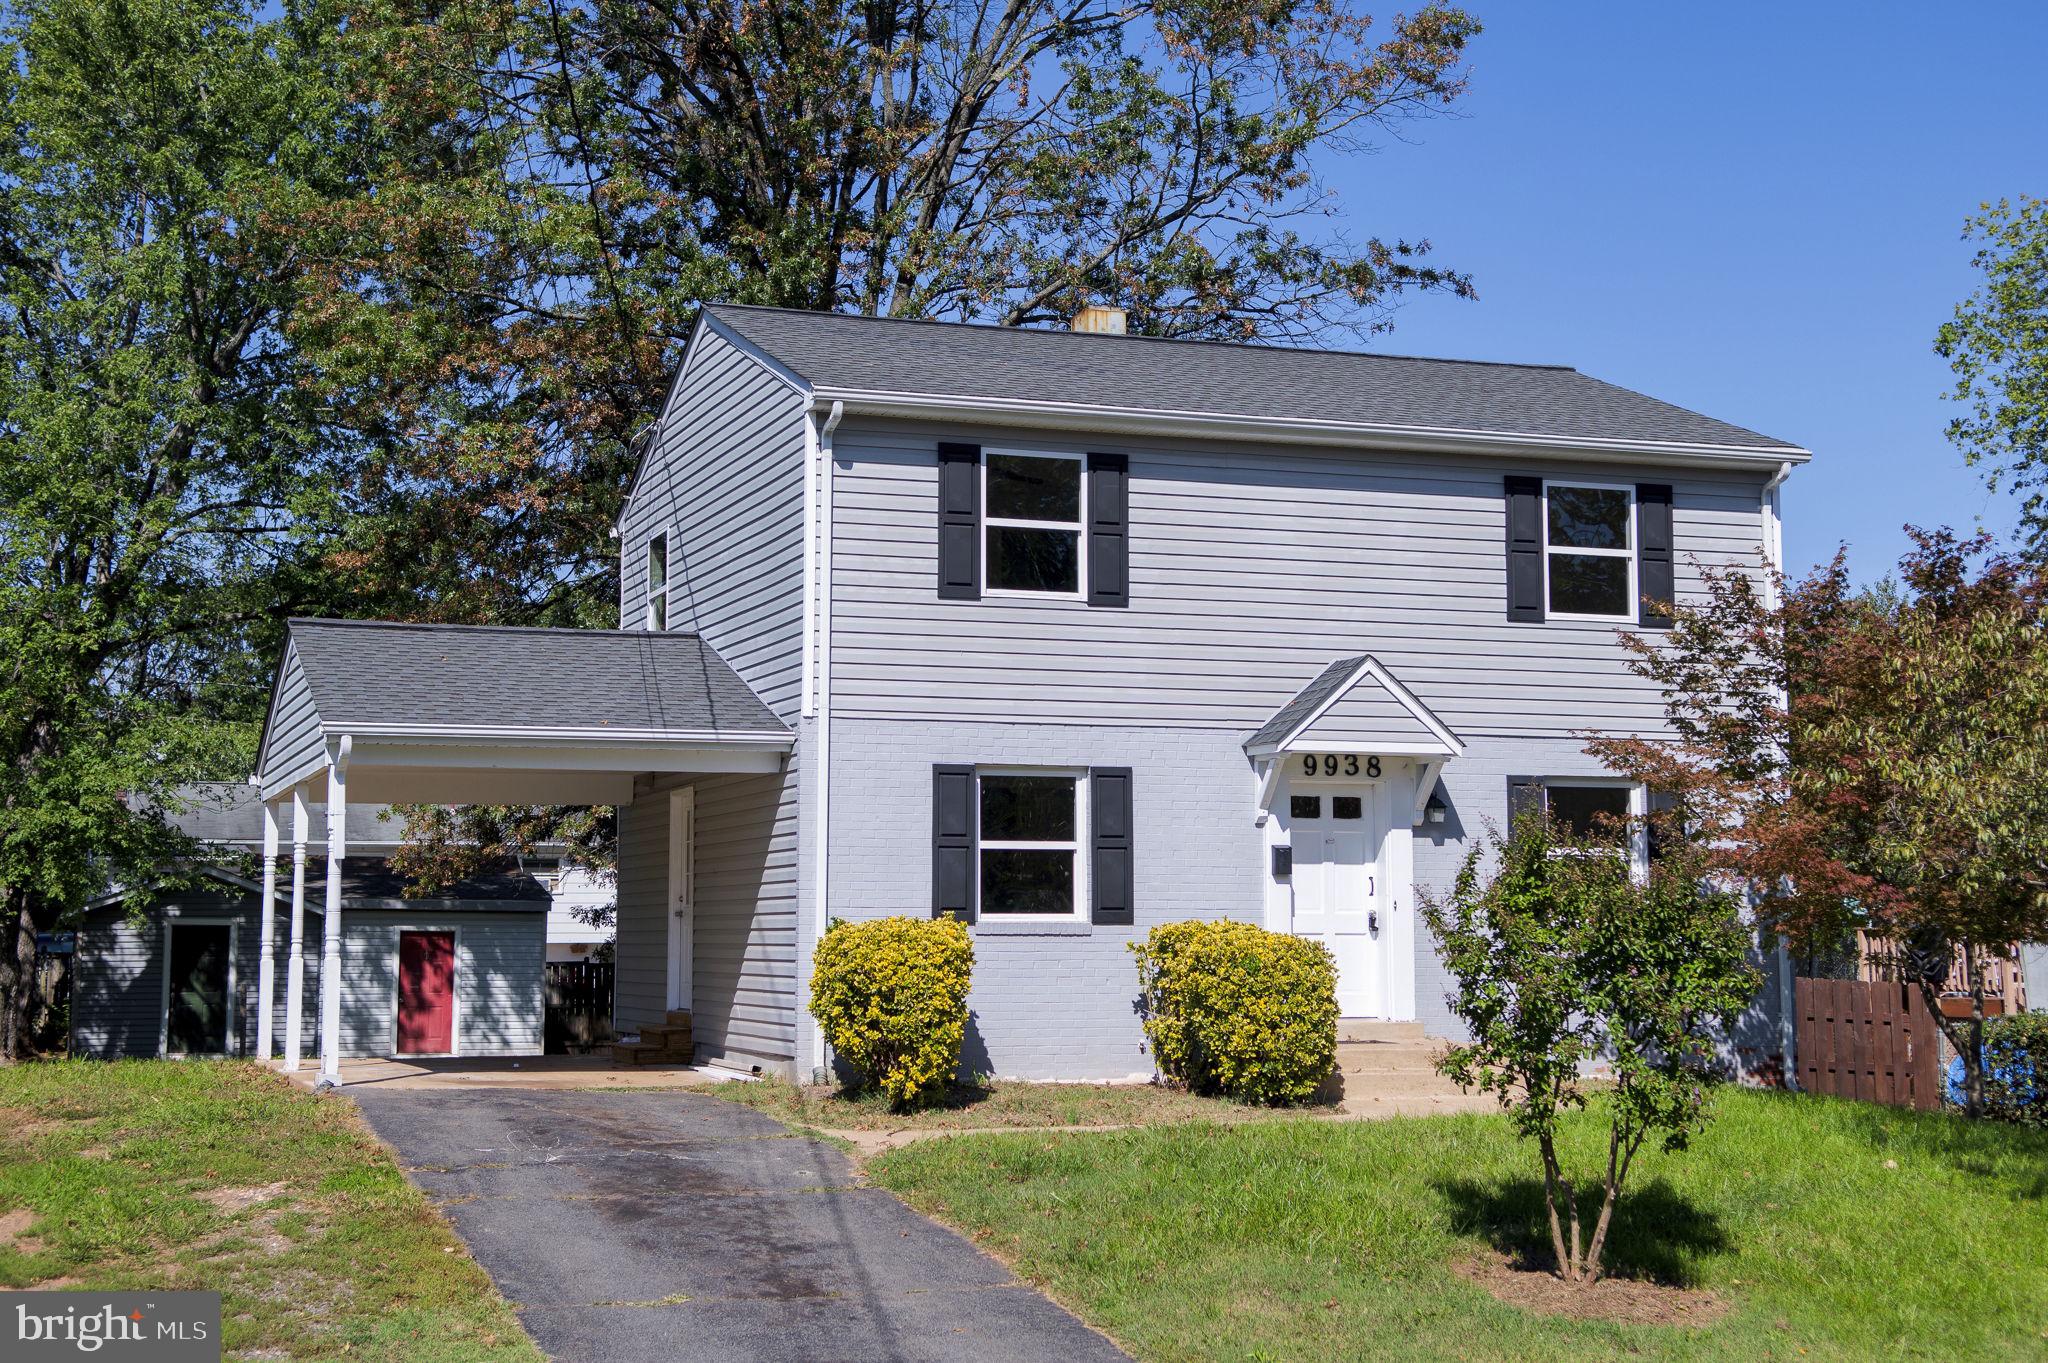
(0, 1060), (539, 1363)
(869, 1088), (2048, 1362)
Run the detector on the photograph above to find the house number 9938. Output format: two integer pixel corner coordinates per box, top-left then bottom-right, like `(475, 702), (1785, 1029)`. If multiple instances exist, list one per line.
(1301, 754), (1381, 778)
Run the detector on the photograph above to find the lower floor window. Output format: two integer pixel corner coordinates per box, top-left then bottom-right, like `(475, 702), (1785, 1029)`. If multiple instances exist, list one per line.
(979, 771), (1081, 916)
(1543, 782), (1633, 839)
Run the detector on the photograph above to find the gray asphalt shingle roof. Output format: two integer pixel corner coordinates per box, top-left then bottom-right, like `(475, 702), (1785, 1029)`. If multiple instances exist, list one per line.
(706, 305), (1803, 453)
(286, 619), (788, 736)
(1246, 657), (1368, 750)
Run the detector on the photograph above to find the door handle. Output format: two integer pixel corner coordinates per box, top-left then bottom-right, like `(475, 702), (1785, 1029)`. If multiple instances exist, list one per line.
(1369, 911), (1379, 935)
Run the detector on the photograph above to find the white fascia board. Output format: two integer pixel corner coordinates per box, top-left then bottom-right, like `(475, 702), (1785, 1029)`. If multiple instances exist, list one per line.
(328, 723), (792, 747)
(1247, 739), (1457, 760)
(812, 390), (1811, 471)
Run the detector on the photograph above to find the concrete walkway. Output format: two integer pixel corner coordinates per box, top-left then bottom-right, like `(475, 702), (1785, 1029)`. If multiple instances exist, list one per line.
(351, 1087), (1130, 1363)
(275, 1055), (729, 1092)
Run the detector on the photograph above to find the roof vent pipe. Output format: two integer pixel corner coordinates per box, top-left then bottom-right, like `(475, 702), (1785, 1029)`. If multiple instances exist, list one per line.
(1071, 304), (1127, 335)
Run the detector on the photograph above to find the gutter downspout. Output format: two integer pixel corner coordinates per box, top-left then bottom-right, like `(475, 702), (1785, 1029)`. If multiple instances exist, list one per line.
(1762, 460), (1797, 1087)
(810, 400), (844, 1081)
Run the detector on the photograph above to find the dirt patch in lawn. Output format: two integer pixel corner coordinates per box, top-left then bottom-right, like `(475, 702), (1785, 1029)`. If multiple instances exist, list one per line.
(1455, 1251), (1728, 1327)
(0, 1206), (46, 1254)
(196, 1182), (292, 1214)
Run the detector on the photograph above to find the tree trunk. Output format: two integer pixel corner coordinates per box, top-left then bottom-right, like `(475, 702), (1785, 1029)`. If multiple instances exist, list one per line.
(0, 888), (40, 1062)
(1963, 943), (1987, 1117)
(1536, 1131), (1576, 1283)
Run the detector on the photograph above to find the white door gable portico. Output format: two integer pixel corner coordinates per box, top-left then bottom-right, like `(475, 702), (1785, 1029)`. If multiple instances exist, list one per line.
(1248, 655), (1466, 1022)
(250, 618), (792, 1085)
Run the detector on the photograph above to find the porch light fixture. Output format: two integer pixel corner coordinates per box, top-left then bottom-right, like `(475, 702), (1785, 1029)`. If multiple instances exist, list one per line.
(1423, 791), (1448, 825)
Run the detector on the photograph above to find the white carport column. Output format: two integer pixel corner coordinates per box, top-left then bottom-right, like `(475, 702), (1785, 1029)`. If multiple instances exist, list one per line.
(317, 738), (351, 1086)
(256, 798), (280, 1060)
(284, 786), (310, 1071)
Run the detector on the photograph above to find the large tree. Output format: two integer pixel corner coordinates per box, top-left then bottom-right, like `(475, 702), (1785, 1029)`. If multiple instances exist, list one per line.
(1938, 196), (2048, 556)
(1589, 530), (2048, 1114)
(0, 0), (386, 1056)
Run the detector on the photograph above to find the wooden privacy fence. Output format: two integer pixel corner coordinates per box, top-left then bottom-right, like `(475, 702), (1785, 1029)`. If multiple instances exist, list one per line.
(1854, 931), (2026, 1014)
(544, 960), (615, 1054)
(1795, 977), (1941, 1110)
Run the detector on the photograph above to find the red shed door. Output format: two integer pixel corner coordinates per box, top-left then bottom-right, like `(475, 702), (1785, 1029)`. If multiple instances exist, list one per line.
(396, 931), (455, 1055)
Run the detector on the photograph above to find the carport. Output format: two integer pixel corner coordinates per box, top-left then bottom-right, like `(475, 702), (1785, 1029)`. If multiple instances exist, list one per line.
(250, 618), (792, 1086)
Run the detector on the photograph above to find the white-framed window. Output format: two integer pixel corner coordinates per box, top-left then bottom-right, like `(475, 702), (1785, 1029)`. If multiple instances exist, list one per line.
(982, 449), (1086, 596)
(646, 531), (671, 630)
(1542, 480), (1635, 620)
(977, 767), (1088, 918)
(1540, 779), (1647, 878)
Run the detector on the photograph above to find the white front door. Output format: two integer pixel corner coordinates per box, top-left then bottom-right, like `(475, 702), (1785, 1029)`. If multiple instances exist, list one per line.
(1287, 784), (1385, 1017)
(666, 788), (694, 1013)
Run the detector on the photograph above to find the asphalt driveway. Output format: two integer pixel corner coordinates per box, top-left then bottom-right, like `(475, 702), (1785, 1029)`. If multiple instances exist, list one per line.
(351, 1086), (1129, 1363)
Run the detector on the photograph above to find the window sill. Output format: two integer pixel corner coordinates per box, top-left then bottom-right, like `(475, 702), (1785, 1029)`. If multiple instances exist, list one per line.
(972, 919), (1093, 937)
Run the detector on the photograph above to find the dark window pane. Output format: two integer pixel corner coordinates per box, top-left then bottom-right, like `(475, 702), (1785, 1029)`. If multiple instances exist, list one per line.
(650, 595), (667, 630)
(648, 536), (667, 593)
(1546, 785), (1630, 839)
(981, 849), (1075, 915)
(1548, 485), (1630, 550)
(980, 775), (1075, 841)
(1549, 552), (1630, 616)
(1332, 796), (1363, 820)
(1290, 795), (1321, 819)
(987, 525), (1080, 593)
(987, 454), (1081, 522)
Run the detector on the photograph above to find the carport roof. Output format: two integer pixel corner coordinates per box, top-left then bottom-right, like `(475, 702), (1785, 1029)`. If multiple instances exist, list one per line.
(282, 618), (786, 735)
(254, 619), (793, 804)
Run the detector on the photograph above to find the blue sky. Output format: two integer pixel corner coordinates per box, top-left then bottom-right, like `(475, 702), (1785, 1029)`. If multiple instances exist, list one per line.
(1336, 2), (2042, 579)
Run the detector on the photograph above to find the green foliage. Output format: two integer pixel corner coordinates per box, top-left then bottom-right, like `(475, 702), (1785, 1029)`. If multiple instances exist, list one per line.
(1420, 815), (1758, 1284)
(1937, 197), (2048, 554)
(809, 916), (974, 1110)
(1980, 1012), (2048, 1127)
(1130, 919), (1337, 1106)
(0, 0), (397, 1054)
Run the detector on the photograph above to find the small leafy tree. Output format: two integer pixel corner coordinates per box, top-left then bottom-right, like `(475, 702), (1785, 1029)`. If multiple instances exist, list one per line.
(1589, 529), (2048, 1115)
(1421, 815), (1758, 1286)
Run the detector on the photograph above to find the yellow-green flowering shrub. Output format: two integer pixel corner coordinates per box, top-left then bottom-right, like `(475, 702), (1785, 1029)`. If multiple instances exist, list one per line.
(809, 916), (974, 1109)
(1130, 919), (1337, 1106)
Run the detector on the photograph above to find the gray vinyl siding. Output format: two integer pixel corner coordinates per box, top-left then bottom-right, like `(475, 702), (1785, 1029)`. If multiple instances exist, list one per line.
(611, 764), (803, 1076)
(258, 642), (325, 785)
(336, 912), (544, 1057)
(826, 419), (1770, 739)
(690, 767), (801, 1070)
(612, 794), (669, 1034)
(618, 328), (810, 721)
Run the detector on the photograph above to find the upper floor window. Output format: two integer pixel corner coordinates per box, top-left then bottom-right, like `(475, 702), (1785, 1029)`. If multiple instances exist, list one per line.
(1544, 482), (1635, 620)
(984, 451), (1084, 596)
(646, 533), (671, 630)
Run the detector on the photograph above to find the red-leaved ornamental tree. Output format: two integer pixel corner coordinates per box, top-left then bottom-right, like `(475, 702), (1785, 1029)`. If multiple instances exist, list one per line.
(1589, 528), (2048, 1115)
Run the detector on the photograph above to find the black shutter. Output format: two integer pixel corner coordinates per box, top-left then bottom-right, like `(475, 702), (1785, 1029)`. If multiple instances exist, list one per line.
(1504, 475), (1544, 622)
(1645, 788), (1679, 861)
(1086, 454), (1129, 607)
(1090, 767), (1134, 925)
(1637, 482), (1674, 628)
(1506, 776), (1544, 830)
(937, 443), (981, 600)
(933, 765), (976, 921)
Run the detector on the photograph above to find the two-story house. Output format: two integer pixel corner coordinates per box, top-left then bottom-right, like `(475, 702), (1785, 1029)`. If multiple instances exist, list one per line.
(249, 303), (1806, 1087)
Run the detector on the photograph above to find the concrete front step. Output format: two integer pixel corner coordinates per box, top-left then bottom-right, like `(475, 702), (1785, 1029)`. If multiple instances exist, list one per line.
(1337, 1019), (1427, 1044)
(637, 1024), (694, 1051)
(611, 1042), (688, 1066)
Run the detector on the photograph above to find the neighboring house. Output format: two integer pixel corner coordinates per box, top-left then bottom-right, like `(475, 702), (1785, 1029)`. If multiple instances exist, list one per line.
(248, 304), (1809, 1086)
(540, 867), (615, 962)
(72, 860), (547, 1061)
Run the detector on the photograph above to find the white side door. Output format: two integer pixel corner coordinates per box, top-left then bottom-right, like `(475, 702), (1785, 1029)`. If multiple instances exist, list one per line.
(666, 788), (694, 1014)
(1287, 785), (1384, 1018)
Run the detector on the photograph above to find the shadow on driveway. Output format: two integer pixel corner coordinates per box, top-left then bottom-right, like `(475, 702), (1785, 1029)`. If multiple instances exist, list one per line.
(352, 1086), (1130, 1363)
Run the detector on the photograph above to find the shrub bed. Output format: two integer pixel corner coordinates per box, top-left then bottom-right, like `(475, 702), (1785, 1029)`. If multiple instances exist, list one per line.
(810, 915), (974, 1109)
(1130, 919), (1337, 1105)
(1947, 1012), (2048, 1125)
